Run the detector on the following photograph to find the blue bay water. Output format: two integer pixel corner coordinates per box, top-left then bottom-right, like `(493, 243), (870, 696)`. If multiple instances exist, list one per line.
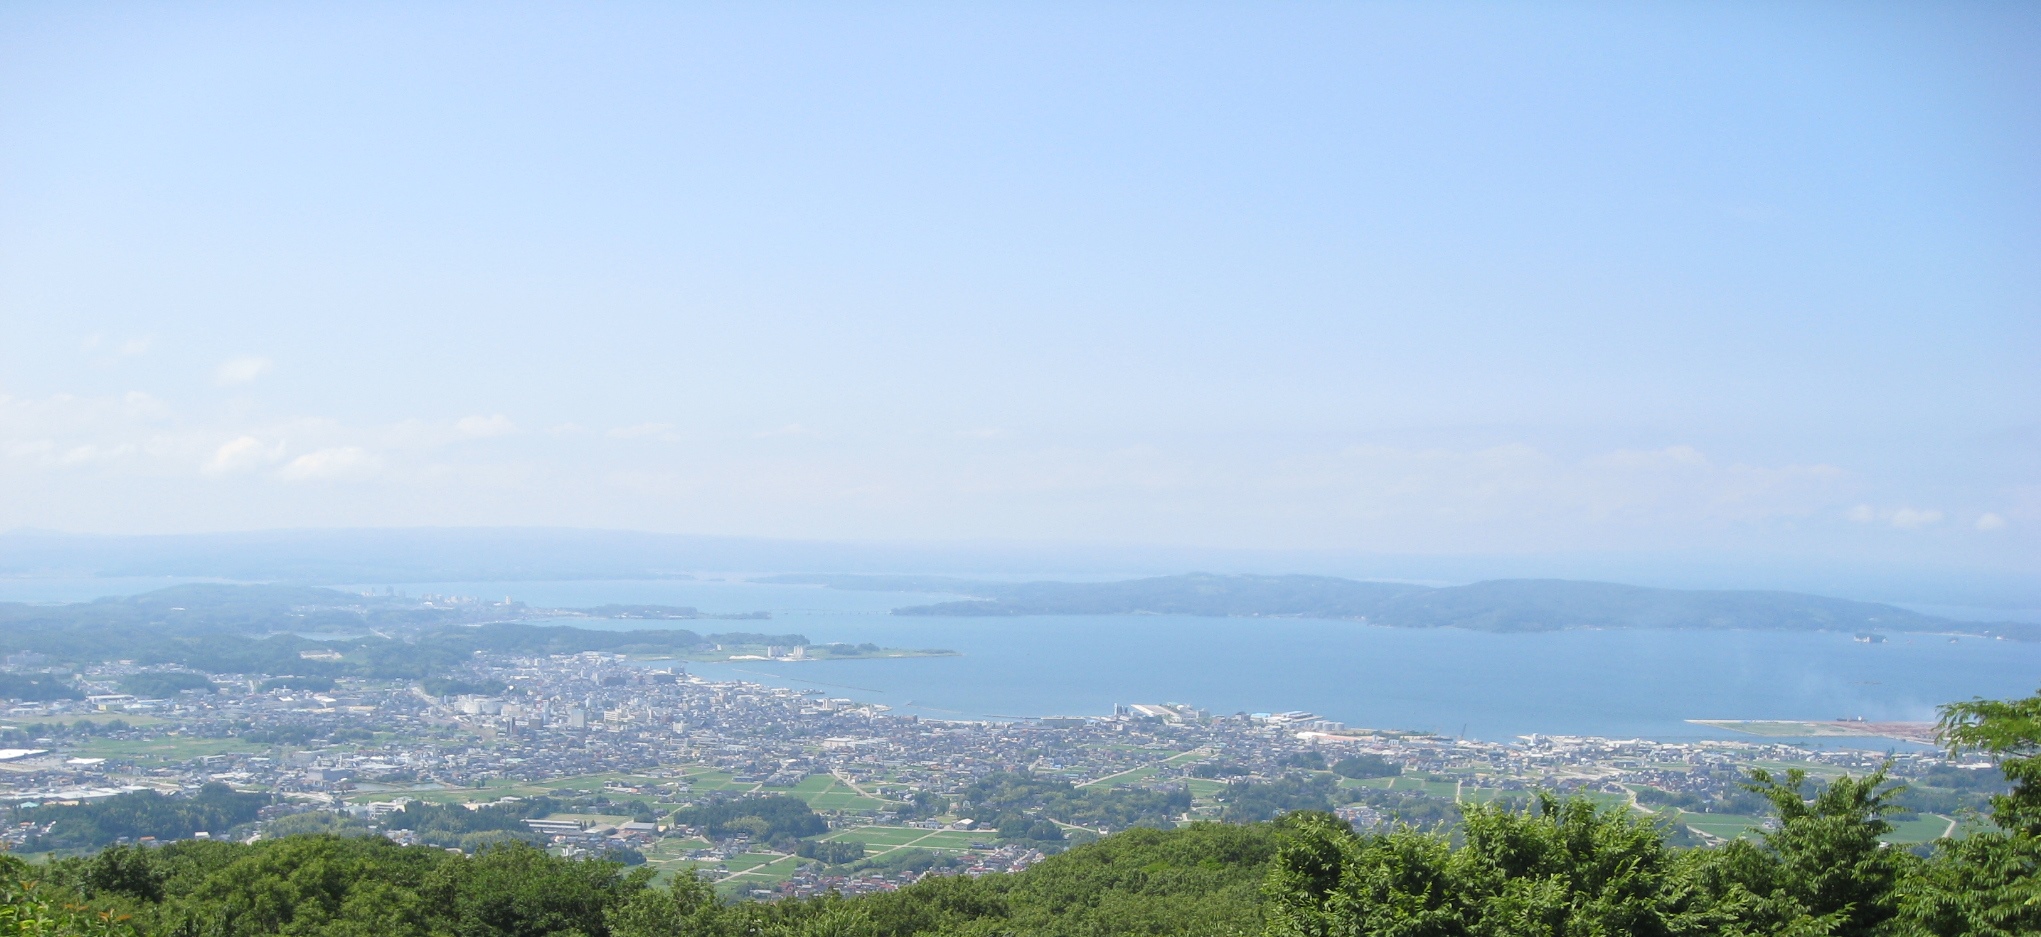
(356, 579), (2041, 745)
(8, 577), (2036, 744)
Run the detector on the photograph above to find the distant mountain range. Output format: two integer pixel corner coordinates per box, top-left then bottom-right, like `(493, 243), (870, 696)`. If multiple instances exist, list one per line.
(763, 573), (2038, 640)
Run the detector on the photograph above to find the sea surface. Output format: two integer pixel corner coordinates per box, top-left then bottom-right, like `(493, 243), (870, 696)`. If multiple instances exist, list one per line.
(331, 578), (2041, 746)
(6, 576), (2037, 745)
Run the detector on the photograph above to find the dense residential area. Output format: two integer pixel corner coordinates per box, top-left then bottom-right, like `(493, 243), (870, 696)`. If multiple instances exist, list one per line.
(0, 643), (2033, 935)
(0, 637), (2017, 890)
(0, 586), (2027, 935)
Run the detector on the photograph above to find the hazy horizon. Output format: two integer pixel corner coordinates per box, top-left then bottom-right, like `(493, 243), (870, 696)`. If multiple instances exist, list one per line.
(3, 4), (2034, 594)
(2, 525), (2036, 613)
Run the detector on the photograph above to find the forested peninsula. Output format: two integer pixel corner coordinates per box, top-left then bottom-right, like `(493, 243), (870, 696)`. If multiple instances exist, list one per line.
(0, 585), (794, 680)
(768, 572), (2037, 638)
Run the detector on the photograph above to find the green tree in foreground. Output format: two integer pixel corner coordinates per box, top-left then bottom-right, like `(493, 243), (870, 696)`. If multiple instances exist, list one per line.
(1698, 765), (1911, 937)
(1262, 766), (1926, 937)
(1895, 687), (2041, 937)
(0, 858), (136, 937)
(1262, 797), (1724, 937)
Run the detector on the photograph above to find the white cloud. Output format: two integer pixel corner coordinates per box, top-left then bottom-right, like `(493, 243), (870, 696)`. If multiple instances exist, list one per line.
(1889, 506), (1944, 529)
(276, 447), (382, 481)
(214, 356), (273, 386)
(205, 436), (283, 474)
(1584, 444), (1710, 470)
(121, 391), (171, 419)
(1976, 512), (2008, 531)
(454, 414), (518, 438)
(1846, 504), (1876, 523)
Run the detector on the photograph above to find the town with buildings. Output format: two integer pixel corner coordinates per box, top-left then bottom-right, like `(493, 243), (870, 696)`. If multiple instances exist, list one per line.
(0, 649), (1981, 898)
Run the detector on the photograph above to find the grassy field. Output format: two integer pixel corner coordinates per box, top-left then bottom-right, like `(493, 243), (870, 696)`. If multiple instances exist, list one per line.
(636, 837), (713, 877)
(6, 713), (169, 728)
(542, 812), (635, 826)
(773, 773), (893, 811)
(337, 766), (897, 812)
(1081, 764), (1165, 789)
(1672, 809), (1952, 846)
(537, 772), (677, 793)
(1678, 812), (1766, 842)
(1340, 776), (1396, 790)
(344, 772), (679, 806)
(820, 826), (936, 847)
(675, 768), (761, 793)
(1336, 773), (1513, 805)
(1884, 814), (1958, 845)
(1184, 778), (1228, 800)
(819, 825), (988, 853)
(1575, 790), (1632, 810)
(72, 735), (269, 761)
(722, 852), (800, 876)
(660, 821), (1009, 892)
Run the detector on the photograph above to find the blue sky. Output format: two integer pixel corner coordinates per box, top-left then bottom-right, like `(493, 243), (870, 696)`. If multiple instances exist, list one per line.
(0, 3), (2034, 595)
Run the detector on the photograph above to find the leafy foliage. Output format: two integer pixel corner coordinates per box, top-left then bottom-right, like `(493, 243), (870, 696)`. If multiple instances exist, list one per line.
(796, 840), (868, 865)
(1265, 798), (1729, 937)
(670, 795), (826, 843)
(893, 790), (946, 821)
(116, 672), (216, 699)
(15, 784), (269, 853)
(1343, 785), (1459, 828)
(1219, 775), (1337, 823)
(0, 858), (137, 937)
(0, 673), (82, 702)
(378, 798), (558, 851)
(1278, 751), (1327, 771)
(853, 821), (1281, 937)
(1329, 754), (1399, 779)
(1634, 783), (1771, 815)
(1891, 687), (2041, 936)
(957, 772), (1190, 835)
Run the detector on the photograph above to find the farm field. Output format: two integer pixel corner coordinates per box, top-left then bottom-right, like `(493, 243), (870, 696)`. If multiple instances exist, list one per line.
(818, 825), (987, 853)
(72, 736), (268, 762)
(1677, 812), (1765, 842)
(540, 812), (635, 826)
(769, 773), (892, 811)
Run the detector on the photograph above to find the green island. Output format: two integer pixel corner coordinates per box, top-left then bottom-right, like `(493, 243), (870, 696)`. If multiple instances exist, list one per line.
(768, 572), (2041, 640)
